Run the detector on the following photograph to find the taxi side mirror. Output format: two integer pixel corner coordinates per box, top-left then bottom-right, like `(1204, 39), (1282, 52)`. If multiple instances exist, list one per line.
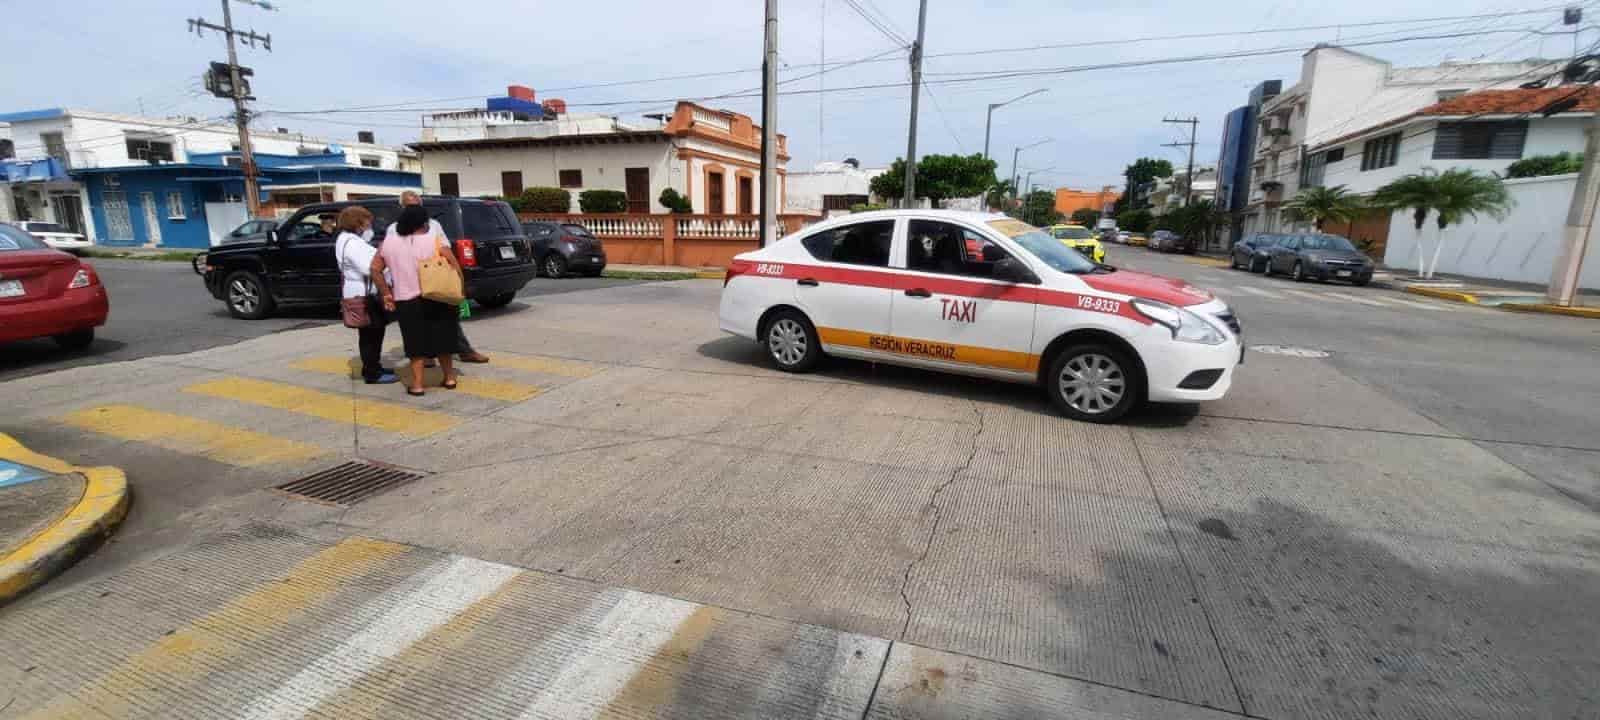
(993, 258), (1039, 284)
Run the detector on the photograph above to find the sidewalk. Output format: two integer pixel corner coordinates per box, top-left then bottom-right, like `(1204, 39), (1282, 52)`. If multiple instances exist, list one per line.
(0, 433), (129, 605)
(1404, 278), (1600, 318)
(604, 263), (725, 280)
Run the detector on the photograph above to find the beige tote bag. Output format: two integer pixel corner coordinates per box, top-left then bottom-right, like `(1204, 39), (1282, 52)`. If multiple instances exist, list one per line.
(418, 234), (465, 305)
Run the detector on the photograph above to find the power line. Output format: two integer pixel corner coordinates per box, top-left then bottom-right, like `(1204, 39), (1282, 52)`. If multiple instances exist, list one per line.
(840, 0), (908, 47)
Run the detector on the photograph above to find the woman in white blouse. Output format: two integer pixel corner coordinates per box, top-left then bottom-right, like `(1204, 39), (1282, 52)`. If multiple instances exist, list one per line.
(333, 206), (397, 384)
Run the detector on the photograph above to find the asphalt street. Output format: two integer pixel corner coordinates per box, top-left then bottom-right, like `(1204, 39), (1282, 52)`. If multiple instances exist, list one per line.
(1, 247), (1596, 719)
(0, 258), (643, 383)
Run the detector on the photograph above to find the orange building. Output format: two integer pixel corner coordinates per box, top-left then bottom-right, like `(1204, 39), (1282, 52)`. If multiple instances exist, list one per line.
(1054, 186), (1121, 217)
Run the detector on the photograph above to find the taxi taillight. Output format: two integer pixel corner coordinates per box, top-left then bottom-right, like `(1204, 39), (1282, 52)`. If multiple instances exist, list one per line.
(724, 260), (752, 287)
(457, 238), (477, 267)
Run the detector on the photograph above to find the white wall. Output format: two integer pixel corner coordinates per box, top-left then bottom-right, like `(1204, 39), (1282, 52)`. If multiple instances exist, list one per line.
(784, 162), (885, 213)
(1320, 117), (1589, 194)
(420, 141), (679, 212)
(6, 112), (408, 170)
(1382, 173), (1597, 289)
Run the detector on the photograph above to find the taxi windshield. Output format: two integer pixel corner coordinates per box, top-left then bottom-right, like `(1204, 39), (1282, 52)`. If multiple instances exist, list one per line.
(1051, 226), (1093, 240)
(989, 220), (1097, 274)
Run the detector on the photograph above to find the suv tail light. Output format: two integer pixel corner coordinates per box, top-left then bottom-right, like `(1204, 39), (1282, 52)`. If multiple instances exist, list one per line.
(724, 260), (751, 287)
(457, 238), (477, 267)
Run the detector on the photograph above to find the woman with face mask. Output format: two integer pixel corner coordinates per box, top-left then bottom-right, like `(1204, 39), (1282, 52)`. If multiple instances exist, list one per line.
(334, 206), (398, 384)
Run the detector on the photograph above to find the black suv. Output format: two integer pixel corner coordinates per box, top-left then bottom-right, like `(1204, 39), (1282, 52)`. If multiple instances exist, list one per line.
(198, 197), (535, 319)
(521, 220), (606, 277)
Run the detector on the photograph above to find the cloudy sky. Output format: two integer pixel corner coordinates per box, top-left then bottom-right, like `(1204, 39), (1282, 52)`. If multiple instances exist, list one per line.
(4, 0), (1584, 190)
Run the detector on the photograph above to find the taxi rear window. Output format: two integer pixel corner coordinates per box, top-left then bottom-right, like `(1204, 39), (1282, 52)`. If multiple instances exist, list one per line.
(801, 220), (893, 267)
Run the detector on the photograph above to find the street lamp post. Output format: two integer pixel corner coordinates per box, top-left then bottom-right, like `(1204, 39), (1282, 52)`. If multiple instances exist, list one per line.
(983, 88), (1047, 161)
(1010, 138), (1053, 206)
(1022, 167), (1056, 224)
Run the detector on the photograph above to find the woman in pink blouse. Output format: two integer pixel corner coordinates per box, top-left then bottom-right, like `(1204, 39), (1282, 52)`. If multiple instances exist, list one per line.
(370, 205), (464, 396)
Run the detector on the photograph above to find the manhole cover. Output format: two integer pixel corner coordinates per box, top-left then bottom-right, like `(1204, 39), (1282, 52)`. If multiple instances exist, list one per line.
(1249, 344), (1330, 358)
(276, 460), (427, 506)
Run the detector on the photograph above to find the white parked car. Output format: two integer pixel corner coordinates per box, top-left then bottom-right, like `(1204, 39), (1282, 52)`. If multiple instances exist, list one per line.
(718, 210), (1242, 423)
(15, 221), (90, 253)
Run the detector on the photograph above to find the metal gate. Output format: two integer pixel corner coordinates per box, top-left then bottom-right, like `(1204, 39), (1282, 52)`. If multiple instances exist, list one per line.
(102, 190), (134, 244)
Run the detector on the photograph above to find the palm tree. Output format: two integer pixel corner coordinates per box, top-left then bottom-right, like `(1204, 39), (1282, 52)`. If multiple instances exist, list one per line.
(1282, 185), (1365, 231)
(1372, 168), (1514, 279)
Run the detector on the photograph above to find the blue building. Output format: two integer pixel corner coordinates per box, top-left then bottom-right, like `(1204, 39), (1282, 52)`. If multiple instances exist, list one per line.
(1216, 80), (1281, 244)
(71, 151), (420, 249)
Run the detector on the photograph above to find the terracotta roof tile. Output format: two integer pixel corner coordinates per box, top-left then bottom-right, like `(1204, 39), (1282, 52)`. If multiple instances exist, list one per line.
(1311, 86), (1600, 151)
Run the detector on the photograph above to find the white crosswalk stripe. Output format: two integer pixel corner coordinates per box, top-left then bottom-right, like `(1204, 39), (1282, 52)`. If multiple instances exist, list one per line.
(1235, 286), (1283, 299)
(1279, 288), (1325, 301)
(1320, 293), (1390, 307)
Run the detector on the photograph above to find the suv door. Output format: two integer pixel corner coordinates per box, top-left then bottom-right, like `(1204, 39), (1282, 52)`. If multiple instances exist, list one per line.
(891, 219), (1036, 373)
(271, 207), (340, 300)
(791, 218), (896, 350)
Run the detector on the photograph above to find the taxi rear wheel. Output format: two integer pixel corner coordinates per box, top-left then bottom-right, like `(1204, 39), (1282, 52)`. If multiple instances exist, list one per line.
(1046, 344), (1139, 423)
(764, 309), (822, 373)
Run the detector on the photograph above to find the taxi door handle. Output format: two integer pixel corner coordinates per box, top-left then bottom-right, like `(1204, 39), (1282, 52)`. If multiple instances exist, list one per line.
(797, 278), (819, 287)
(904, 288), (932, 298)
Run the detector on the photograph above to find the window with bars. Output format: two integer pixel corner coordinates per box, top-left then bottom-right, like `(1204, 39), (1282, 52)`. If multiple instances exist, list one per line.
(126, 137), (175, 162)
(1432, 121), (1527, 160)
(558, 169), (583, 188)
(1360, 133), (1401, 171)
(166, 191), (186, 219)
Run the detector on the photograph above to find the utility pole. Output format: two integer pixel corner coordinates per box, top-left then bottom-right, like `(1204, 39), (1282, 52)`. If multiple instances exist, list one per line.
(759, 0), (779, 246)
(1162, 116), (1199, 207)
(190, 0), (273, 218)
(1549, 108), (1599, 306)
(902, 0), (928, 207)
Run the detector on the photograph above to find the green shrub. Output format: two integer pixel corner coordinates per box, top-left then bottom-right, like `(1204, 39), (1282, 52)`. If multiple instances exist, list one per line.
(658, 188), (693, 213)
(1505, 152), (1583, 179)
(578, 189), (629, 213)
(513, 187), (571, 213)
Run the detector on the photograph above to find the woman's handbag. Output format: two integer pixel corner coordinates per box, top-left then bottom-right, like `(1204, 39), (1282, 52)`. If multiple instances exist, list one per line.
(340, 297), (370, 328)
(418, 234), (465, 305)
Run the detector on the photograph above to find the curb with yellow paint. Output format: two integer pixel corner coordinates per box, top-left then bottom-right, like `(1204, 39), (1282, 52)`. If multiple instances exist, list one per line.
(1500, 302), (1600, 319)
(1405, 285), (1481, 304)
(1175, 255), (1232, 268)
(0, 433), (129, 606)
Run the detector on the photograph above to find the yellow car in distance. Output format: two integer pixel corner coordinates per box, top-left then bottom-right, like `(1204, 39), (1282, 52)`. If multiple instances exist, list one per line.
(1048, 224), (1106, 263)
(1124, 232), (1149, 247)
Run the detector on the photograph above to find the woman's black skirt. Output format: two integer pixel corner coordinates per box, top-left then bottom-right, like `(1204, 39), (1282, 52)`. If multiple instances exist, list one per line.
(392, 298), (463, 359)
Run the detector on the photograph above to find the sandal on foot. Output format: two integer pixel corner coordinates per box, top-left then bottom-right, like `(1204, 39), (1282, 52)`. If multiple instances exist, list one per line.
(407, 388), (426, 397)
(442, 380), (458, 390)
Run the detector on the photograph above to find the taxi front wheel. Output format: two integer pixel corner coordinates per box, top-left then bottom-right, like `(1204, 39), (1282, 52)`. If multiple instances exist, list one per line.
(765, 309), (822, 373)
(1046, 344), (1140, 423)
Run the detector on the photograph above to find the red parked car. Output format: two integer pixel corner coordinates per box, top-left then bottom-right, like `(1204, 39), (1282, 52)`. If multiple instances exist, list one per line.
(0, 222), (109, 350)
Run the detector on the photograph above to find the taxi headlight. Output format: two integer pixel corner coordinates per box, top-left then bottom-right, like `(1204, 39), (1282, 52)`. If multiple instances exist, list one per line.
(1131, 298), (1225, 345)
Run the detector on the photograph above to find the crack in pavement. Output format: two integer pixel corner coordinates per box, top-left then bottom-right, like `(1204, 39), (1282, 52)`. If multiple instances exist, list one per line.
(897, 398), (984, 639)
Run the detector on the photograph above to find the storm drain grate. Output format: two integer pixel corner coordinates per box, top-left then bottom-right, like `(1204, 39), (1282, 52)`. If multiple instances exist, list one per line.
(276, 460), (427, 506)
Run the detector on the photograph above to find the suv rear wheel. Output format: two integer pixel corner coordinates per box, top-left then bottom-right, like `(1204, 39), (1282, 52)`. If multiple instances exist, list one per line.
(225, 270), (274, 320)
(1046, 343), (1141, 423)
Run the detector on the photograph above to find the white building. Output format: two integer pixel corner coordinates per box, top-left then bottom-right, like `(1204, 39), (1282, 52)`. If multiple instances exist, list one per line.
(1306, 86), (1598, 286)
(412, 98), (789, 215)
(1243, 45), (1559, 235)
(0, 107), (417, 240)
(1149, 166), (1218, 216)
(784, 159), (886, 217)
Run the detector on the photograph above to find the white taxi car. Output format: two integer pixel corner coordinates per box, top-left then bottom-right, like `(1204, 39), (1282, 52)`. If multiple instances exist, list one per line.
(718, 210), (1242, 423)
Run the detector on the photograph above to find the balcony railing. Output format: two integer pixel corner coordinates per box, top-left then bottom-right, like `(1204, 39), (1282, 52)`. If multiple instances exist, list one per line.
(518, 212), (820, 267)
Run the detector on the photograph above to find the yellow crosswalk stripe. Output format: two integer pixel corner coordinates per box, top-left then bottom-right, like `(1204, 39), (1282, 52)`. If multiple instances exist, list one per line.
(19, 537), (409, 720)
(491, 352), (603, 378)
(183, 377), (458, 437)
(59, 404), (324, 467)
(291, 356), (542, 402)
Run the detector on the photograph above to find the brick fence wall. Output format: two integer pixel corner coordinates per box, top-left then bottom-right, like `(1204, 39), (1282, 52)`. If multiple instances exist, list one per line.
(519, 213), (819, 267)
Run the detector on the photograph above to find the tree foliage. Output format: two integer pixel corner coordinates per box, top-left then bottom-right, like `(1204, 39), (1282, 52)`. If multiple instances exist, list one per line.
(1015, 190), (1063, 226)
(1505, 152), (1583, 179)
(985, 178), (1016, 210)
(870, 154), (999, 207)
(1282, 185), (1365, 230)
(1155, 199), (1226, 246)
(1122, 157), (1173, 210)
(1070, 208), (1101, 226)
(511, 187), (572, 213)
(578, 189), (629, 214)
(1372, 167), (1515, 278)
(1116, 209), (1154, 234)
(658, 188), (693, 213)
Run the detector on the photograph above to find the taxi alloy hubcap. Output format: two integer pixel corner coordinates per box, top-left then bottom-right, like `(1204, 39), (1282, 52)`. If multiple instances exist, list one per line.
(229, 279), (259, 313)
(768, 318), (808, 366)
(1059, 353), (1125, 414)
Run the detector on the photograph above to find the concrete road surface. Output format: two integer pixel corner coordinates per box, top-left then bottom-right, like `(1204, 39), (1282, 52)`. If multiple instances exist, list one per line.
(1, 249), (1596, 719)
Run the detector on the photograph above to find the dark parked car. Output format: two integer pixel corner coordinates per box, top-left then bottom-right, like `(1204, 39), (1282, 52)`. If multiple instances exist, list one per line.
(521, 221), (607, 277)
(223, 218), (278, 244)
(1230, 232), (1282, 272)
(1149, 230), (1192, 253)
(197, 196), (535, 319)
(1265, 233), (1374, 285)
